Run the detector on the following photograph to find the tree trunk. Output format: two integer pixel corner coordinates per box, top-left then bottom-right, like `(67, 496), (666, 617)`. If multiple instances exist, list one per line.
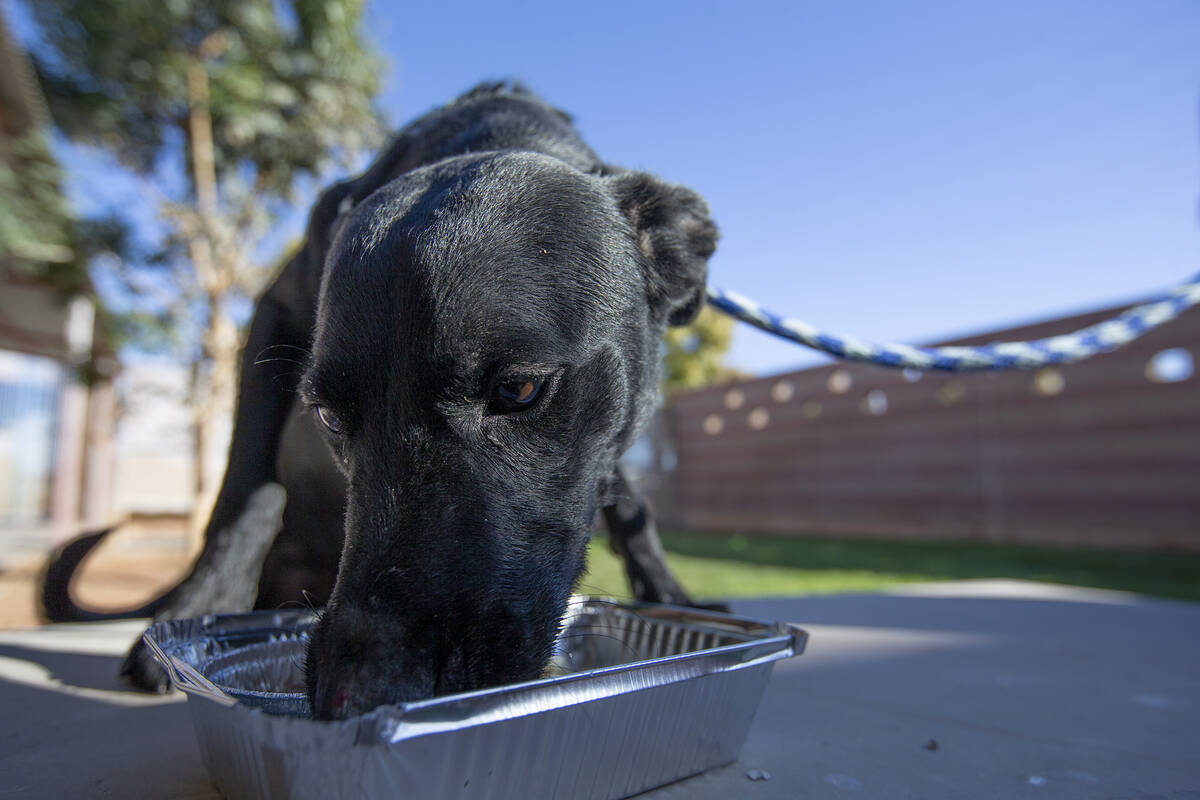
(186, 59), (219, 220)
(184, 54), (240, 538)
(188, 296), (240, 538)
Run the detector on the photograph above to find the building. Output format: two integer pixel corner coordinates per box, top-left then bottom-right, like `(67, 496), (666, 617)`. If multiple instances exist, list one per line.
(0, 12), (116, 553)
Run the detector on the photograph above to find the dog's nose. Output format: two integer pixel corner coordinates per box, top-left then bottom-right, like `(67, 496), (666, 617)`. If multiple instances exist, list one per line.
(306, 588), (556, 720)
(312, 668), (430, 720)
(311, 662), (426, 720)
(306, 615), (444, 720)
(331, 686), (350, 716)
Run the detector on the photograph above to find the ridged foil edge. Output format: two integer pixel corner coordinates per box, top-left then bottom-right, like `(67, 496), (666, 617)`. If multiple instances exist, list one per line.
(146, 599), (807, 800)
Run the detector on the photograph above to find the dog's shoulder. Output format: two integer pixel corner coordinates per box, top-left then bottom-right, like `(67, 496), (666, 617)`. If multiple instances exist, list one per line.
(348, 83), (601, 206)
(447, 80), (570, 121)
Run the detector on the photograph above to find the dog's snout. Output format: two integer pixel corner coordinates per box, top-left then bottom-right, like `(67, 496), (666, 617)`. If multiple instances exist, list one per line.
(307, 603), (441, 720)
(305, 589), (557, 721)
(330, 686), (350, 716)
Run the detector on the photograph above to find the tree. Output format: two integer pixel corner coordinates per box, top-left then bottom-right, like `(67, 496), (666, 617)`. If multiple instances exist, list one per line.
(0, 11), (79, 292)
(662, 305), (746, 395)
(0, 131), (75, 281)
(27, 0), (384, 526)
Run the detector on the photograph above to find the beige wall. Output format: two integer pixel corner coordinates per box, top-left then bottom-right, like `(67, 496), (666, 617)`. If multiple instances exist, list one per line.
(0, 275), (115, 543)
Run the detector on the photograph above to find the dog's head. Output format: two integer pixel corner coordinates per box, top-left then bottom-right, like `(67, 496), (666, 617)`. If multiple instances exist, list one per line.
(301, 152), (715, 719)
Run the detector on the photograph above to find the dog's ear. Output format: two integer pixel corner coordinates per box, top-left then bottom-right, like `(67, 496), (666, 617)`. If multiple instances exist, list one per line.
(608, 172), (718, 326)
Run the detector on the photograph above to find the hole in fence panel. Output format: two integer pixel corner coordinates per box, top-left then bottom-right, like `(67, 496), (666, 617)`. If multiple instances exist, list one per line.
(935, 380), (966, 405)
(862, 389), (888, 416)
(703, 414), (724, 435)
(747, 407), (770, 430)
(724, 389), (746, 410)
(771, 380), (795, 402)
(828, 369), (852, 394)
(1145, 348), (1194, 383)
(902, 368), (923, 382)
(1032, 368), (1065, 396)
(802, 400), (823, 418)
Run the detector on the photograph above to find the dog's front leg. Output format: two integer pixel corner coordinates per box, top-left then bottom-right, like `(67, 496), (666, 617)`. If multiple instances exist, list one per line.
(602, 466), (696, 606)
(121, 263), (320, 690)
(119, 483), (286, 689)
(120, 183), (355, 691)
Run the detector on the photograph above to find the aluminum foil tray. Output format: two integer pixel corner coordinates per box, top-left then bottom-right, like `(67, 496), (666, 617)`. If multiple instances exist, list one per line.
(144, 597), (807, 800)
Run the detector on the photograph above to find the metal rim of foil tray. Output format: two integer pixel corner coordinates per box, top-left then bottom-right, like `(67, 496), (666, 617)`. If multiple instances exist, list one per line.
(145, 599), (806, 734)
(143, 598), (808, 800)
(144, 598), (806, 738)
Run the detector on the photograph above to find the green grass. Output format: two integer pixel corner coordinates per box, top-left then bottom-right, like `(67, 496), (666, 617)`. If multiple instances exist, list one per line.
(577, 532), (1200, 603)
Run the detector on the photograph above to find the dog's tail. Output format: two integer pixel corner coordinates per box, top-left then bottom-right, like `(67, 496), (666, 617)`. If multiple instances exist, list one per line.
(39, 526), (170, 622)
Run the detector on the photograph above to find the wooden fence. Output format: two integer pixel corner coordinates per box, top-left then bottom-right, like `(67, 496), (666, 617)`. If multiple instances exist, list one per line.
(654, 301), (1200, 551)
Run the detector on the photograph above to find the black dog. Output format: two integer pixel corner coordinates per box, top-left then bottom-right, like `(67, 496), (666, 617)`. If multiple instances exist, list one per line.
(41, 82), (716, 720)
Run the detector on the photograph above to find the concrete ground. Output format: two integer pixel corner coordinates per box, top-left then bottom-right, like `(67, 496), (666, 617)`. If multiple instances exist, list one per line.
(0, 580), (1197, 799)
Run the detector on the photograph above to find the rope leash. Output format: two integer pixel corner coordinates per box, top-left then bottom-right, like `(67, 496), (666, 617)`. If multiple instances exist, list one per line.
(705, 272), (1200, 372)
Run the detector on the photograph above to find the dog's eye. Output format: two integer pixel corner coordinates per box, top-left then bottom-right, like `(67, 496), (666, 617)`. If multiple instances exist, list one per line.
(314, 405), (344, 435)
(489, 377), (546, 414)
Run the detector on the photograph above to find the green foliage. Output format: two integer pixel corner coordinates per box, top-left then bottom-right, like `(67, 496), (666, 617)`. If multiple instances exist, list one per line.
(24, 0), (384, 500)
(0, 130), (136, 305)
(662, 305), (746, 395)
(26, 0), (384, 365)
(0, 130), (76, 281)
(30, 0), (382, 195)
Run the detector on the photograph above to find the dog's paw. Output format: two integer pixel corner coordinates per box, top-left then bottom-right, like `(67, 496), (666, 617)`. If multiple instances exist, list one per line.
(120, 635), (171, 693)
(114, 481), (289, 693)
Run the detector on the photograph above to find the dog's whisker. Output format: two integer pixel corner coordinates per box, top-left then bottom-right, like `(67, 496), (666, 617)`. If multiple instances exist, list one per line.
(571, 584), (629, 600)
(254, 343), (312, 358)
(553, 632), (644, 662)
(253, 356), (306, 367)
(299, 590), (323, 617)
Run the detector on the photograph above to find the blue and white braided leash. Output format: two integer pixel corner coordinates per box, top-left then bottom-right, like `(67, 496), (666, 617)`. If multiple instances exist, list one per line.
(705, 273), (1200, 372)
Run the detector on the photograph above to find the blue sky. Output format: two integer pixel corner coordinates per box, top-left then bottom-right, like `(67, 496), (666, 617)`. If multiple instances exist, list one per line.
(15, 0), (1200, 375)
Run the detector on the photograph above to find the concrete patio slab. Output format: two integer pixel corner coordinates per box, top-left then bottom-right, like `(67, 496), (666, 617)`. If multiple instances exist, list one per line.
(0, 579), (1197, 799)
